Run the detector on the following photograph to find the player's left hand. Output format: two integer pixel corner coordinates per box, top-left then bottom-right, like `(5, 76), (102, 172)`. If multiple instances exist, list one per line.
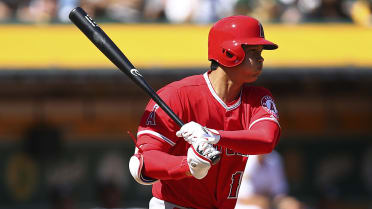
(176, 121), (220, 144)
(187, 140), (221, 179)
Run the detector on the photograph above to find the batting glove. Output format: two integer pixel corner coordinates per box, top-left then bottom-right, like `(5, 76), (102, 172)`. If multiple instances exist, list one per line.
(187, 140), (221, 179)
(176, 121), (221, 145)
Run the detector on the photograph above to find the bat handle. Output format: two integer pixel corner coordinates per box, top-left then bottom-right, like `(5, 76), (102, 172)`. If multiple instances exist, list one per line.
(168, 110), (184, 127)
(149, 91), (184, 127)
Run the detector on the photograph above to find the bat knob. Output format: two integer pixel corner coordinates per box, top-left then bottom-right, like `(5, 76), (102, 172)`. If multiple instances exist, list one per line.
(211, 154), (221, 165)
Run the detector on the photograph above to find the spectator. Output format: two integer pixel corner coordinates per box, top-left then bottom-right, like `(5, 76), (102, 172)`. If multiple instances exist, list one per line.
(142, 0), (166, 22)
(0, 0), (30, 21)
(79, 0), (107, 20)
(235, 151), (305, 209)
(162, 0), (238, 24)
(315, 0), (350, 21)
(350, 0), (372, 26)
(104, 0), (144, 22)
(277, 0), (304, 24)
(57, 0), (78, 22)
(234, 0), (280, 23)
(0, 0), (362, 23)
(17, 0), (58, 23)
(0, 0), (12, 21)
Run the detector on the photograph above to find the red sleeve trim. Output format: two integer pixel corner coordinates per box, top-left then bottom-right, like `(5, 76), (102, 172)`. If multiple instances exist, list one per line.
(249, 117), (280, 129)
(137, 130), (176, 146)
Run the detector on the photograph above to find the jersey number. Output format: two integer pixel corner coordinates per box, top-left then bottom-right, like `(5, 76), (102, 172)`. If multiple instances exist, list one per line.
(228, 171), (243, 199)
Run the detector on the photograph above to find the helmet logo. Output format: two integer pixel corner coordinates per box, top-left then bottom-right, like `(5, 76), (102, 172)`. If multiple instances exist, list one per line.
(259, 23), (265, 38)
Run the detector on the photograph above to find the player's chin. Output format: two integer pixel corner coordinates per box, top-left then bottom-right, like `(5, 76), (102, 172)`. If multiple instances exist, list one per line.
(255, 61), (263, 71)
(256, 64), (263, 72)
(253, 68), (262, 77)
(246, 75), (260, 83)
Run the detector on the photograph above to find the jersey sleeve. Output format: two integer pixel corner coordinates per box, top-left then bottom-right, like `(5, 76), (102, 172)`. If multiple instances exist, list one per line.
(248, 87), (280, 130)
(217, 87), (281, 154)
(137, 85), (183, 149)
(134, 86), (191, 181)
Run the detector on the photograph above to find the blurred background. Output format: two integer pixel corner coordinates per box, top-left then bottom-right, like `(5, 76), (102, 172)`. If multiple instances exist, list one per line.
(0, 0), (372, 209)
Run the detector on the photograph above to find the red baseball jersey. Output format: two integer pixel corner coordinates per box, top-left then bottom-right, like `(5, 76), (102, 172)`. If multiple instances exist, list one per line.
(137, 72), (280, 209)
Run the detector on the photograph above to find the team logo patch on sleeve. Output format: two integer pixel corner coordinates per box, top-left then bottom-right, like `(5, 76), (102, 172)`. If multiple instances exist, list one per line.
(261, 96), (279, 118)
(146, 104), (159, 126)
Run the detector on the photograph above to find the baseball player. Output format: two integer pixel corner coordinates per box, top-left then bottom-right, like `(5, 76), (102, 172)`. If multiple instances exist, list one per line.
(129, 15), (281, 209)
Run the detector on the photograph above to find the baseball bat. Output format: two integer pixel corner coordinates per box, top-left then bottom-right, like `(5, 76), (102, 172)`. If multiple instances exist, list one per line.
(68, 7), (220, 164)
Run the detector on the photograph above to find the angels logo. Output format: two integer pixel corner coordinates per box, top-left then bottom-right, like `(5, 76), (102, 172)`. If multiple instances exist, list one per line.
(146, 104), (159, 126)
(261, 96), (279, 118)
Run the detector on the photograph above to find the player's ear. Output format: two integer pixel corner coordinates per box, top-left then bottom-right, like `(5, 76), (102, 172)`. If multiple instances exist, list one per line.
(219, 41), (246, 66)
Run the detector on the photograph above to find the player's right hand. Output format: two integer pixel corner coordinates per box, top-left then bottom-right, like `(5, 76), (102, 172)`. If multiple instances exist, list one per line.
(187, 140), (221, 179)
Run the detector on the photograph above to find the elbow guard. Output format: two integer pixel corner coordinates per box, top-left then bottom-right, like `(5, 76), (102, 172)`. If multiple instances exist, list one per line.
(129, 148), (158, 185)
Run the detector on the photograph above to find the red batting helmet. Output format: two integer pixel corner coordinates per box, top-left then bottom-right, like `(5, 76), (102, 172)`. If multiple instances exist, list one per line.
(208, 16), (278, 67)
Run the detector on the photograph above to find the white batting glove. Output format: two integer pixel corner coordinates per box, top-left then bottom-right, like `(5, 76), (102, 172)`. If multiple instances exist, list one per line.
(176, 121), (221, 144)
(187, 140), (221, 179)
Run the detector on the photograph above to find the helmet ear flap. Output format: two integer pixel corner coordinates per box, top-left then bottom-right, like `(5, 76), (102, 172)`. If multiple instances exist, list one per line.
(222, 49), (237, 60)
(220, 42), (245, 67)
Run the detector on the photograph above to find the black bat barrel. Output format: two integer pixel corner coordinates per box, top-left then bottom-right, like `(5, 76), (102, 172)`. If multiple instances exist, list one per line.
(69, 7), (135, 74)
(68, 7), (185, 128)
